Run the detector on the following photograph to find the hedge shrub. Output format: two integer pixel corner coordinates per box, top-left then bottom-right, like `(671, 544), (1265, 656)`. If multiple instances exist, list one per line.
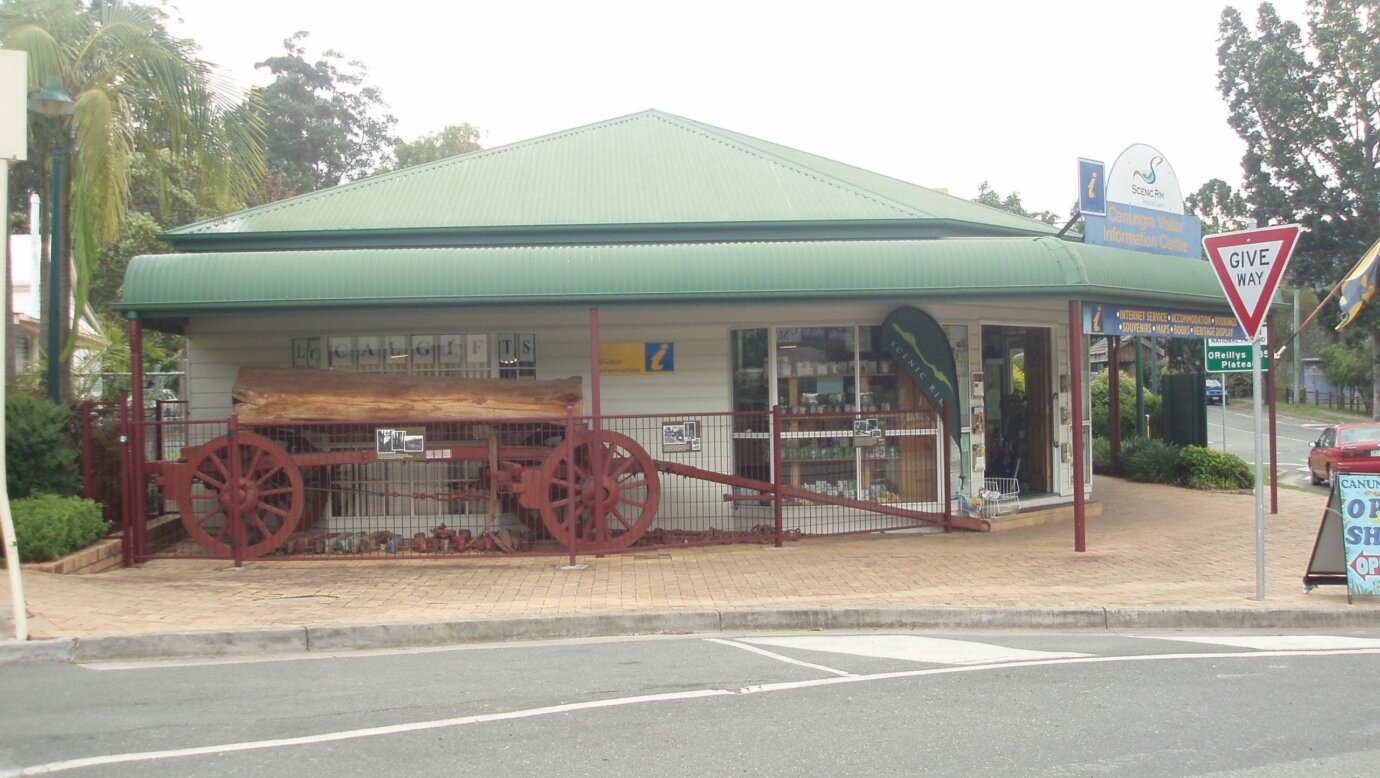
(6, 393), (81, 499)
(1178, 445), (1252, 490)
(1091, 437), (1112, 474)
(9, 495), (107, 563)
(1119, 438), (1182, 484)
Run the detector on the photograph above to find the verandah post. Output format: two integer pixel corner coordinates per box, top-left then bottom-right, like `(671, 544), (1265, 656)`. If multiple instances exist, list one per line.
(1069, 301), (1086, 552)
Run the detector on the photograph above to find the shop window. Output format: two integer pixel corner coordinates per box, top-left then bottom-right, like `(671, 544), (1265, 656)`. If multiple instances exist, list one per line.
(731, 328), (769, 482)
(292, 333), (526, 379)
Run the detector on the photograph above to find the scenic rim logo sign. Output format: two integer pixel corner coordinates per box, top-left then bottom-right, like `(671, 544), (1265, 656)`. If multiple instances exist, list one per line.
(1083, 143), (1202, 260)
(880, 307), (959, 444)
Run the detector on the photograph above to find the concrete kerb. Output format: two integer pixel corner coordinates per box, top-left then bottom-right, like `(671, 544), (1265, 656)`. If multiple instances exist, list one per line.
(4, 606), (1380, 665)
(71, 626), (309, 663)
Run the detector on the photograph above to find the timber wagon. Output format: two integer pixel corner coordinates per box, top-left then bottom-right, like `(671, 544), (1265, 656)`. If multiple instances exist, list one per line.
(153, 367), (662, 557)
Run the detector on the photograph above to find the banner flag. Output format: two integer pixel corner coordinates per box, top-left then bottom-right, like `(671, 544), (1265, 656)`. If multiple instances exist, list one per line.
(1336, 237), (1380, 332)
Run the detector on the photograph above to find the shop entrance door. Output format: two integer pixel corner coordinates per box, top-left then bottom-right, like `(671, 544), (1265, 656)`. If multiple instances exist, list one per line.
(981, 325), (1053, 494)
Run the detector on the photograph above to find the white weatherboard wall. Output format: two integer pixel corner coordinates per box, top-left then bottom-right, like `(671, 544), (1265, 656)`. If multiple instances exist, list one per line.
(180, 296), (1085, 533)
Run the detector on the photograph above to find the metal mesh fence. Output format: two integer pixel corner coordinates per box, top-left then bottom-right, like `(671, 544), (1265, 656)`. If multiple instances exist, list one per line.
(127, 407), (958, 562)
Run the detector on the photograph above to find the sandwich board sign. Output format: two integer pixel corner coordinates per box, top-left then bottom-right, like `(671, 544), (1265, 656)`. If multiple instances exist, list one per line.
(1203, 225), (1301, 340)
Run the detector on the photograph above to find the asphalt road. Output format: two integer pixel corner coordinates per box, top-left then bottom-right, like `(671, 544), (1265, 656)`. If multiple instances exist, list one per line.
(2, 631), (1378, 777)
(1206, 403), (1328, 490)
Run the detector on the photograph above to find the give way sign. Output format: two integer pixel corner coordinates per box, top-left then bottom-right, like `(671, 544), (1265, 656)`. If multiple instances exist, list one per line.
(1203, 224), (1302, 341)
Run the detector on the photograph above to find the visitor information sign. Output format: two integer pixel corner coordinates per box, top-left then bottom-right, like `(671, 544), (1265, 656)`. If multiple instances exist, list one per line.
(1336, 474), (1380, 598)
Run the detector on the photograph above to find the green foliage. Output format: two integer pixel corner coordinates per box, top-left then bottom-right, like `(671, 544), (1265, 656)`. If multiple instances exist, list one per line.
(0, 0), (264, 398)
(9, 495), (106, 563)
(1178, 445), (1252, 490)
(1185, 178), (1252, 236)
(1317, 341), (1373, 395)
(971, 181), (1061, 226)
(1119, 438), (1182, 484)
(1217, 2), (1379, 328)
(5, 393), (80, 500)
(254, 31), (399, 198)
(387, 124), (484, 171)
(1091, 437), (1112, 474)
(90, 211), (165, 317)
(1090, 370), (1163, 438)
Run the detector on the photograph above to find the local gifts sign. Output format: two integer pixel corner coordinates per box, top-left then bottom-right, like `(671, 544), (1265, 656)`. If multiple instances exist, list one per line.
(1335, 474), (1380, 597)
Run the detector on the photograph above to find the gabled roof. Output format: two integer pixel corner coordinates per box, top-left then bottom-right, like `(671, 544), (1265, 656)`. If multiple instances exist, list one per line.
(165, 110), (1056, 250)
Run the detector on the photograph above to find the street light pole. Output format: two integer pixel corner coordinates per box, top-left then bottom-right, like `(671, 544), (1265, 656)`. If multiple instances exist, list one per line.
(45, 143), (64, 403)
(28, 77), (74, 404)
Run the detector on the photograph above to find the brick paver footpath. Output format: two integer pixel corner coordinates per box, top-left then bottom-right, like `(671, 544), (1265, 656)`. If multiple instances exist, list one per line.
(1, 477), (1374, 640)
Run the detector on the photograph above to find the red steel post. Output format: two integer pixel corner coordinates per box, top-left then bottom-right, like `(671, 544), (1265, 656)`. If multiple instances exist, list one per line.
(771, 405), (783, 547)
(128, 317), (149, 562)
(228, 413), (243, 567)
(1267, 312), (1278, 514)
(941, 401), (952, 532)
(566, 405), (578, 566)
(588, 307), (601, 428)
(118, 394), (133, 567)
(1069, 301), (1086, 552)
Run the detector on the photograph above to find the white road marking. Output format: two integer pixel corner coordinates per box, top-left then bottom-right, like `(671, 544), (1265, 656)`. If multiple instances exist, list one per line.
(13, 643), (1380, 776)
(738, 635), (1089, 665)
(1134, 635), (1380, 651)
(706, 638), (853, 676)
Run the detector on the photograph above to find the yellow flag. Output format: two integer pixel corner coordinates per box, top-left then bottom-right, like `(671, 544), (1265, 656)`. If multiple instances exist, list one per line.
(1336, 237), (1380, 331)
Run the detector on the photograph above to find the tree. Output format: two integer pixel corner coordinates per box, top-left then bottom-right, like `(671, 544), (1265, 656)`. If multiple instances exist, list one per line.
(385, 124), (483, 172)
(1317, 341), (1373, 409)
(1185, 178), (1253, 234)
(0, 0), (264, 400)
(971, 181), (1060, 226)
(1216, 1), (1380, 414)
(254, 32), (398, 200)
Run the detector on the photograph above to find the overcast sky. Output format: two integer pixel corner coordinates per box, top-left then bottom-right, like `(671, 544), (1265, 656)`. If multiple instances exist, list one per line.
(167, 0), (1310, 216)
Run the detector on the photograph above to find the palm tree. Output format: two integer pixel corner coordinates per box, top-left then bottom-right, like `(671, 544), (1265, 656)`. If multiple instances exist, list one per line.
(1, 0), (263, 400)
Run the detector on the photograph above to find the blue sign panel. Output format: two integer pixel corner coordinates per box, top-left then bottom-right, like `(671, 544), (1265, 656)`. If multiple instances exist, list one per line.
(1084, 201), (1203, 259)
(1078, 158), (1106, 216)
(1083, 303), (1246, 339)
(644, 342), (674, 373)
(1336, 474), (1380, 597)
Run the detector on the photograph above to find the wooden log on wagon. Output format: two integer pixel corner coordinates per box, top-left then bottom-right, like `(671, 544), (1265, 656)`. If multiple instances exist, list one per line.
(231, 366), (583, 422)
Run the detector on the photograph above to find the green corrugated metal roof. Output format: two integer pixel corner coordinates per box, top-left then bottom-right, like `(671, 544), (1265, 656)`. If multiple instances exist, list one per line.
(117, 237), (1231, 325)
(165, 110), (1054, 249)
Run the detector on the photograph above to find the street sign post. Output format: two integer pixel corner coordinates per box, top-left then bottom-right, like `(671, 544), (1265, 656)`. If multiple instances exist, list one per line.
(1205, 335), (1269, 373)
(1203, 224), (1301, 602)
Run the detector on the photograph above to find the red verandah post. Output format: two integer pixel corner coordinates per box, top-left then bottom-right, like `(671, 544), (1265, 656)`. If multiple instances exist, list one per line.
(1068, 301), (1087, 552)
(941, 401), (952, 532)
(127, 316), (149, 562)
(771, 404), (783, 547)
(566, 405), (577, 567)
(228, 413), (244, 568)
(118, 394), (133, 567)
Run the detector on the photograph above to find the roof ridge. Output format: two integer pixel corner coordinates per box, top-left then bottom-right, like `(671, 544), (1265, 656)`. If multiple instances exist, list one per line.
(170, 110), (667, 235)
(647, 111), (926, 219)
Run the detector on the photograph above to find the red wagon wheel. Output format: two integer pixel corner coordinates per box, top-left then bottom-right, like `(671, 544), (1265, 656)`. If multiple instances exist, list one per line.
(178, 432), (304, 557)
(538, 430), (660, 552)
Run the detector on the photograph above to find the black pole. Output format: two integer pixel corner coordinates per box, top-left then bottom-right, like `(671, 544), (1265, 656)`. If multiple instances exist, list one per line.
(46, 143), (64, 403)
